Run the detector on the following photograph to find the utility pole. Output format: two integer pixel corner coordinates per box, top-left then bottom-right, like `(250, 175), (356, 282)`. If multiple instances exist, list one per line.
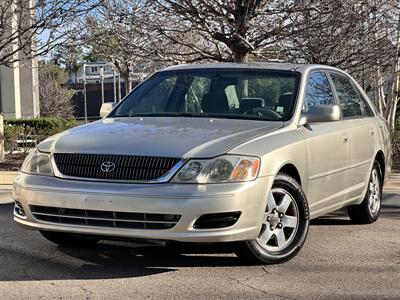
(100, 67), (104, 104)
(83, 64), (88, 124)
(113, 69), (117, 102)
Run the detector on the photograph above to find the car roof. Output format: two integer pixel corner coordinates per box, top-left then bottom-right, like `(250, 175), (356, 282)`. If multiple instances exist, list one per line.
(161, 62), (343, 74)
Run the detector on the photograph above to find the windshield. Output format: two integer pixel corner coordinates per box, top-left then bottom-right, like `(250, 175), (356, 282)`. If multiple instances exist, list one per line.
(111, 68), (300, 121)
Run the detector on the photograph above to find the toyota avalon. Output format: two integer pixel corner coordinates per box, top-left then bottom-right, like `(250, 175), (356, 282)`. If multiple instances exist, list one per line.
(13, 63), (391, 264)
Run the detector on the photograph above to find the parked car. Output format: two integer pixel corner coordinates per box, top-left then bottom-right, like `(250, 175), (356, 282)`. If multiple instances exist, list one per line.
(13, 63), (392, 264)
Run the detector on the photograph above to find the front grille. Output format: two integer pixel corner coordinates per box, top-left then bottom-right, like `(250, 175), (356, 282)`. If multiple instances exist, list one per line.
(53, 153), (180, 181)
(30, 205), (181, 230)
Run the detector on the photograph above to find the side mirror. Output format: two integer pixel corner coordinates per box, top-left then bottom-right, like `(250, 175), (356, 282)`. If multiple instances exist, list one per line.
(299, 105), (341, 126)
(99, 102), (116, 118)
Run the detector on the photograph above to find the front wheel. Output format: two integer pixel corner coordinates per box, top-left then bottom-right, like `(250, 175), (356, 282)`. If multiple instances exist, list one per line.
(234, 173), (310, 264)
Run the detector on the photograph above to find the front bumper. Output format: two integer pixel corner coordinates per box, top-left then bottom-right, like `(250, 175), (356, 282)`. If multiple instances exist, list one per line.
(13, 173), (273, 243)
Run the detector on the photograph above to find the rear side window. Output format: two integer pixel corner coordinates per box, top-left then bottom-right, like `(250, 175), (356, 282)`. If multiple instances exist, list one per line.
(355, 89), (374, 117)
(330, 73), (365, 118)
(304, 72), (334, 110)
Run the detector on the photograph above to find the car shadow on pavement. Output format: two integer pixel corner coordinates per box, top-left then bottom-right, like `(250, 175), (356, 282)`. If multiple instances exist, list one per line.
(0, 193), (398, 282)
(0, 203), (243, 281)
(0, 239), (244, 282)
(58, 241), (242, 274)
(310, 209), (352, 225)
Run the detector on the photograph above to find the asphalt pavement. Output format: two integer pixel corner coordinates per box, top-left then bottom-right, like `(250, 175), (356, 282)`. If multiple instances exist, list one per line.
(0, 193), (399, 299)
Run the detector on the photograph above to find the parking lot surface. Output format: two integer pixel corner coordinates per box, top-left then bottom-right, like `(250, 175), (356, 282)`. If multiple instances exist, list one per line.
(0, 193), (399, 299)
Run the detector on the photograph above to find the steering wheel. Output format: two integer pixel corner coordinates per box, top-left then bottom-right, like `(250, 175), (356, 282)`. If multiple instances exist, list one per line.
(244, 107), (282, 119)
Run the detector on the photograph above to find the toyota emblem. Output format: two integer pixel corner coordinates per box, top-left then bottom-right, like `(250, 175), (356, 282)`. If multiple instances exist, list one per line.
(100, 161), (116, 173)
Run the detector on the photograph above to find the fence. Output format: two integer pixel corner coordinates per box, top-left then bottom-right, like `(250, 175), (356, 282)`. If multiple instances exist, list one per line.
(67, 82), (130, 119)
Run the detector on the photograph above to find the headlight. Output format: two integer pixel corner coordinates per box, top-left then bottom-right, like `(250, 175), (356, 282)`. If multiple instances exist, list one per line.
(21, 148), (54, 176)
(171, 155), (260, 183)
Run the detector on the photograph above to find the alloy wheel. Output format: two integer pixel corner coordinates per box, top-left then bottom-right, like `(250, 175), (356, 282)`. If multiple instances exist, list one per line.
(368, 168), (381, 217)
(256, 188), (299, 252)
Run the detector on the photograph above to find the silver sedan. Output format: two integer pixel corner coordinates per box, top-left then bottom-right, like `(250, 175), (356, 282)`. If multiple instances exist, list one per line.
(13, 63), (391, 264)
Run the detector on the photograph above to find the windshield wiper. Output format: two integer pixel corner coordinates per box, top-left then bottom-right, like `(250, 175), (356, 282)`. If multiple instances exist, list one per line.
(111, 112), (279, 121)
(112, 113), (177, 118)
(112, 112), (227, 118)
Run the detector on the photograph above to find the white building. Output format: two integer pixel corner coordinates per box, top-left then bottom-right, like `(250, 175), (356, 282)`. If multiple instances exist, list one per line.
(0, 62), (39, 119)
(0, 0), (39, 119)
(75, 62), (120, 83)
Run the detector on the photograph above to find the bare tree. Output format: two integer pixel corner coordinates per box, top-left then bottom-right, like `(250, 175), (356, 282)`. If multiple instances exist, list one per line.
(38, 62), (75, 118)
(150, 0), (309, 63)
(51, 45), (83, 83)
(282, 0), (400, 130)
(81, 0), (172, 93)
(383, 6), (400, 131)
(0, 0), (103, 66)
(75, 0), (399, 129)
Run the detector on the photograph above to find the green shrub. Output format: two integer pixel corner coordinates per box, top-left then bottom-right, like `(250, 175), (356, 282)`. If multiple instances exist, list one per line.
(4, 117), (76, 153)
(5, 117), (76, 134)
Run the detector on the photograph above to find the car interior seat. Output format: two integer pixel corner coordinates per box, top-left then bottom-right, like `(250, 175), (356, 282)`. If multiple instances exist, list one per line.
(201, 86), (230, 113)
(276, 93), (294, 115)
(239, 98), (265, 113)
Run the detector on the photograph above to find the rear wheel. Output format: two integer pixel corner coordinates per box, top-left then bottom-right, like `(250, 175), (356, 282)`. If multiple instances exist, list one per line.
(347, 161), (382, 224)
(40, 231), (100, 247)
(234, 173), (309, 264)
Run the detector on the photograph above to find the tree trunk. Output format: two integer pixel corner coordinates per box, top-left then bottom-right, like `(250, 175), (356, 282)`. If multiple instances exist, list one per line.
(385, 13), (400, 131)
(389, 96), (398, 131)
(375, 67), (385, 115)
(233, 51), (249, 63)
(386, 75), (399, 131)
(123, 73), (130, 96)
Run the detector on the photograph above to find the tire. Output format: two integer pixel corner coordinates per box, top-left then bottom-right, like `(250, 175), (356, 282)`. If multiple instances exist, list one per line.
(40, 230), (100, 247)
(234, 173), (310, 264)
(347, 160), (382, 224)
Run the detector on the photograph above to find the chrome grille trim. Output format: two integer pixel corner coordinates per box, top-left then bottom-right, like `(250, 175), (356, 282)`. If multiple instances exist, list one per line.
(30, 205), (181, 230)
(52, 153), (182, 183)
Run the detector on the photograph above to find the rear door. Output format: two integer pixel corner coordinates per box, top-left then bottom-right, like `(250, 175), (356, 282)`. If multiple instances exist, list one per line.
(328, 72), (376, 201)
(301, 71), (351, 215)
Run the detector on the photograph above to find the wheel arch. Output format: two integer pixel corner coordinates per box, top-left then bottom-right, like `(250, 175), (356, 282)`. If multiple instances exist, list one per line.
(374, 150), (385, 183)
(278, 163), (302, 186)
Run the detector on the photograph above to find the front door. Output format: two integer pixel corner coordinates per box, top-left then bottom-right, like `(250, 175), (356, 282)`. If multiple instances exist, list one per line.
(301, 71), (351, 217)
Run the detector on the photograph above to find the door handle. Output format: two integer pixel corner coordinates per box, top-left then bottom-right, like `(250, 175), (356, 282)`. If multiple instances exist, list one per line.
(343, 136), (349, 143)
(369, 130), (374, 136)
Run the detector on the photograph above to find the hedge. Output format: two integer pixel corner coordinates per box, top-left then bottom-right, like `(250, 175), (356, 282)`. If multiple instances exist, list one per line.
(4, 117), (76, 153)
(5, 117), (76, 133)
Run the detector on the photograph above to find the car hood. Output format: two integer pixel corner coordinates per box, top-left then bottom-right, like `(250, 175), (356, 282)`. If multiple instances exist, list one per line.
(38, 117), (283, 158)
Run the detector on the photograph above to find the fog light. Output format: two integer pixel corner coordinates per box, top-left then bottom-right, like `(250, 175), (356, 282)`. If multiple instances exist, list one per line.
(193, 212), (241, 229)
(14, 201), (26, 217)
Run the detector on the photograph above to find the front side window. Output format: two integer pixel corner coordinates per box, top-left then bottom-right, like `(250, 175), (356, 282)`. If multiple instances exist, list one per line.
(330, 73), (364, 118)
(304, 71), (334, 110)
(111, 69), (300, 121)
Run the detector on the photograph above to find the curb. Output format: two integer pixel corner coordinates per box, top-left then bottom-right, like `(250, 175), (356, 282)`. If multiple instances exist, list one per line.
(0, 190), (13, 205)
